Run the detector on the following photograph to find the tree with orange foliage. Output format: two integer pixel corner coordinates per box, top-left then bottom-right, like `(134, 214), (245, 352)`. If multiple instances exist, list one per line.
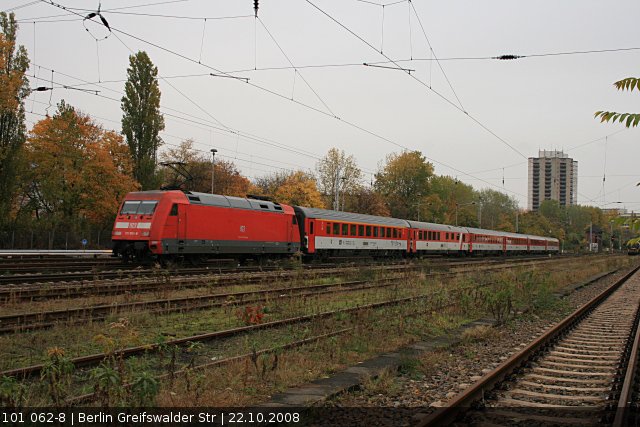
(21, 101), (138, 228)
(256, 171), (325, 208)
(0, 12), (29, 226)
(346, 187), (391, 216)
(160, 139), (254, 197)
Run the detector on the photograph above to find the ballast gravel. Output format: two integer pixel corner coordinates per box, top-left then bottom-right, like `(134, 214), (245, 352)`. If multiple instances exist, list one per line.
(323, 267), (635, 426)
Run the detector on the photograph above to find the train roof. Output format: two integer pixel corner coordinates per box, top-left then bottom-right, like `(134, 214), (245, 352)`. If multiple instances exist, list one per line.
(184, 191), (288, 213)
(293, 206), (409, 227)
(406, 221), (466, 233)
(462, 227), (513, 236)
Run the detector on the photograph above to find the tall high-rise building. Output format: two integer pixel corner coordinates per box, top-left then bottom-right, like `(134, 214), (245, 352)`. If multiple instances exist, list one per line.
(528, 150), (578, 211)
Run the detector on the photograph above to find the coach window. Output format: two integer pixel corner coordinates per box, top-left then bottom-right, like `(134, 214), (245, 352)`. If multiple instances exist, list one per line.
(327, 223), (332, 235)
(350, 224), (356, 236)
(366, 226), (371, 237)
(386, 228), (391, 238)
(342, 224), (349, 235)
(358, 225), (364, 236)
(333, 223), (340, 235)
(373, 227), (378, 237)
(169, 203), (178, 216)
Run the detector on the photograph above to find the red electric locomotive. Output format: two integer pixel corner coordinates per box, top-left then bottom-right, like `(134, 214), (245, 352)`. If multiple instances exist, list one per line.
(112, 190), (560, 262)
(112, 190), (300, 262)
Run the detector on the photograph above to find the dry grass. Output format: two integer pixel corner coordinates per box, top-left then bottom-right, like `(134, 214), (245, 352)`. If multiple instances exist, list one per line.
(461, 325), (500, 343)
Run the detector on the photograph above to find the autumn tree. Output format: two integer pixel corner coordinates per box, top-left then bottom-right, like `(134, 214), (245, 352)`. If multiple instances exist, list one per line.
(316, 148), (362, 210)
(21, 101), (138, 231)
(476, 189), (519, 230)
(160, 140), (253, 196)
(0, 12), (29, 226)
(374, 151), (434, 219)
(429, 176), (476, 225)
(121, 51), (164, 190)
(256, 170), (325, 208)
(346, 186), (390, 217)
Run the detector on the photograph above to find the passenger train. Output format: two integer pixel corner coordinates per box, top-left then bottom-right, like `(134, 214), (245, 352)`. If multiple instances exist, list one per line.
(111, 190), (560, 262)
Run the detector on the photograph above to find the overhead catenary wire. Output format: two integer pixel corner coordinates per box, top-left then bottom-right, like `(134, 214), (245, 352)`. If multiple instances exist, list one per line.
(24, 97), (313, 174)
(36, 0), (529, 200)
(304, 0), (529, 161)
(258, 17), (336, 117)
(409, 0), (465, 112)
(34, 70), (327, 167)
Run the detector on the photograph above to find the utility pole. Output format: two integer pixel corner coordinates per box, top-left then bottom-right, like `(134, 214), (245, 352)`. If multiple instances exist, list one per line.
(333, 166), (343, 210)
(610, 220), (614, 253)
(515, 210), (519, 233)
(210, 148), (217, 194)
(589, 222), (593, 252)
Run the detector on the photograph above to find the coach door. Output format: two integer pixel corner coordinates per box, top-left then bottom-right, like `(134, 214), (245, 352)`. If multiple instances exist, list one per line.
(164, 203), (179, 239)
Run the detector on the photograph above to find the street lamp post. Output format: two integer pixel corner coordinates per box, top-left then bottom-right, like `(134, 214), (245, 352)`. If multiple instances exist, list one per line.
(210, 148), (217, 194)
(455, 202), (476, 226)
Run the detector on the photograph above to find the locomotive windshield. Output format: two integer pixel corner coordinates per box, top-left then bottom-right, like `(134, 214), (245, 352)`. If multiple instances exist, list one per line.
(120, 200), (158, 215)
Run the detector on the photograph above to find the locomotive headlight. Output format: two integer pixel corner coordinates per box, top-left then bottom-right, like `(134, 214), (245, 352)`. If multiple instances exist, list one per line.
(114, 231), (122, 236)
(142, 232), (150, 236)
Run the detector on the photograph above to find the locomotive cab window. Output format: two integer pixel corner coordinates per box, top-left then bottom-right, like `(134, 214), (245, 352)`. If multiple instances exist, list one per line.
(120, 201), (140, 215)
(169, 204), (178, 216)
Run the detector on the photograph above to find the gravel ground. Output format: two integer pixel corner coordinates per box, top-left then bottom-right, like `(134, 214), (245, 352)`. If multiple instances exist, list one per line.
(321, 265), (638, 426)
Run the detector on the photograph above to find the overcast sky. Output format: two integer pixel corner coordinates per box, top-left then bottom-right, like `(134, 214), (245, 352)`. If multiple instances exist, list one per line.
(6, 0), (640, 211)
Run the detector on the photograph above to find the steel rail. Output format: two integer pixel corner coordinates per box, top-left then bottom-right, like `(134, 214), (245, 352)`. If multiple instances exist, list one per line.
(66, 327), (355, 405)
(415, 264), (640, 427)
(613, 302), (640, 427)
(1, 289), (463, 380)
(0, 256), (576, 303)
(0, 260), (579, 330)
(0, 278), (403, 333)
(0, 255), (575, 286)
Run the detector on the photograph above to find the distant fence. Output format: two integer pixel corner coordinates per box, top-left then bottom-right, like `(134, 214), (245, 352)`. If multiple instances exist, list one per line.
(0, 228), (111, 250)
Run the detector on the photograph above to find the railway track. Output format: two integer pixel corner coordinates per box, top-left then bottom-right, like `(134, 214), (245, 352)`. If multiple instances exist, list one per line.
(0, 258), (581, 331)
(1, 286), (467, 380)
(0, 255), (576, 286)
(416, 265), (640, 427)
(0, 277), (409, 333)
(0, 256), (576, 303)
